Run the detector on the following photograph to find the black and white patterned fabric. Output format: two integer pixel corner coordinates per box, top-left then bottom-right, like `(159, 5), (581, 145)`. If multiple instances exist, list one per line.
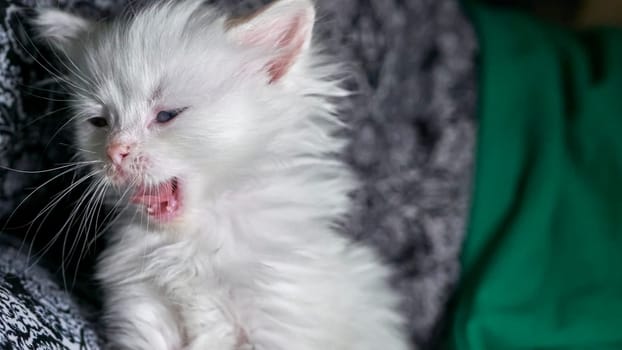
(0, 1), (477, 349)
(0, 234), (100, 349)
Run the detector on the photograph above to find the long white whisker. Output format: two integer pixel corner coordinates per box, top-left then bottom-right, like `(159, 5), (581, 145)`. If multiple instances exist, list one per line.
(86, 179), (137, 252)
(23, 169), (103, 267)
(21, 105), (74, 127)
(6, 162), (101, 252)
(66, 176), (108, 289)
(56, 173), (106, 289)
(70, 179), (110, 289)
(44, 113), (89, 149)
(26, 167), (102, 228)
(72, 176), (107, 258)
(0, 160), (100, 174)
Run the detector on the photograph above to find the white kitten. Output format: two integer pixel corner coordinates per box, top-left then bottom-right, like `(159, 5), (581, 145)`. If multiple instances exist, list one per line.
(35, 1), (410, 349)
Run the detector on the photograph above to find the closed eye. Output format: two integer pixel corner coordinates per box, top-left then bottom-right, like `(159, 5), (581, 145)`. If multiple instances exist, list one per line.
(155, 108), (187, 124)
(88, 117), (108, 127)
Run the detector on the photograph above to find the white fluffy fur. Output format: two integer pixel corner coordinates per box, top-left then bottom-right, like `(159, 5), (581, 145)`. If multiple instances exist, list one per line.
(36, 1), (409, 349)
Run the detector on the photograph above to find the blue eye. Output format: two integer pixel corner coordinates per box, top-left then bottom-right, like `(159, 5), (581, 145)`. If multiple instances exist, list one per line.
(156, 108), (186, 124)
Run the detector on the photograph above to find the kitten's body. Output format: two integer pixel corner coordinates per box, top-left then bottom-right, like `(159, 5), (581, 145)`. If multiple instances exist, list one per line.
(35, 1), (409, 349)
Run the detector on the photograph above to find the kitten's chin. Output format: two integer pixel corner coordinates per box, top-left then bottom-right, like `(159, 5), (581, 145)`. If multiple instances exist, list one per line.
(130, 177), (183, 222)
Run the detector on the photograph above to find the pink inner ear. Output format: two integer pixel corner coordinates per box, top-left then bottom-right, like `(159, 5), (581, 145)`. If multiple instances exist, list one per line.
(267, 15), (306, 83)
(237, 13), (309, 84)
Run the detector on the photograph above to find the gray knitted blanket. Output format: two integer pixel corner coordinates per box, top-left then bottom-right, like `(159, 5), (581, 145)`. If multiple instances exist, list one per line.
(0, 0), (477, 348)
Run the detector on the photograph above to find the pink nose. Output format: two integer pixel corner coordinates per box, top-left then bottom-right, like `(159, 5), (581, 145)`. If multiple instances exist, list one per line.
(107, 143), (131, 167)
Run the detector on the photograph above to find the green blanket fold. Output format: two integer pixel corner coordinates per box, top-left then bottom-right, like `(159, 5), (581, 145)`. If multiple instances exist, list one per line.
(447, 3), (622, 349)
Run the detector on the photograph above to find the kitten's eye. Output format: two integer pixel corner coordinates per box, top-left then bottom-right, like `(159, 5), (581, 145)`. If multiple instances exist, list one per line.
(156, 108), (186, 124)
(88, 117), (108, 128)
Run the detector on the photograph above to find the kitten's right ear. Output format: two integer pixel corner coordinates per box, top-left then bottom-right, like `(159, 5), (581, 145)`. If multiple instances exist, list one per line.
(33, 8), (92, 52)
(226, 0), (315, 83)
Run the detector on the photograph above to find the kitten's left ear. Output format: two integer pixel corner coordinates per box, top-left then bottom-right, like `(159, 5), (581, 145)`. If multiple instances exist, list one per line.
(226, 0), (315, 83)
(33, 8), (93, 53)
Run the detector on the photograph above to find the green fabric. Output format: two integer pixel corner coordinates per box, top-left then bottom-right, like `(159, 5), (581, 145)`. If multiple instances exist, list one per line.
(447, 3), (622, 350)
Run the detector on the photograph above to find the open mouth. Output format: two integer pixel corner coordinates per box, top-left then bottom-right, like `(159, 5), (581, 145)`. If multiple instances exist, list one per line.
(131, 177), (182, 222)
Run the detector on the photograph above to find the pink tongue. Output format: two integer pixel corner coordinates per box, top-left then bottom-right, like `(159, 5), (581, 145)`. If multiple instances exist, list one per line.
(131, 181), (178, 216)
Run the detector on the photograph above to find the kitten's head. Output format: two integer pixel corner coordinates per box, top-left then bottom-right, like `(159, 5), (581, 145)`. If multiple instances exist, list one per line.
(35, 0), (318, 226)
